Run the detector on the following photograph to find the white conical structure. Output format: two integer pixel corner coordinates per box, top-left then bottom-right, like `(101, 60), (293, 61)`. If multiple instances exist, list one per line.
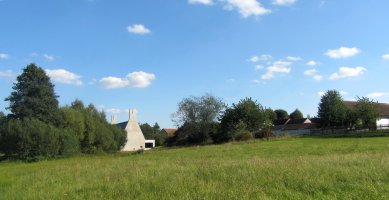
(122, 108), (146, 151)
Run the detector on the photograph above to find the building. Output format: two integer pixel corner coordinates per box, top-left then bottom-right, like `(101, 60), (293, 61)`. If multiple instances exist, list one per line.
(161, 128), (177, 136)
(112, 108), (155, 151)
(272, 118), (320, 135)
(344, 101), (389, 129)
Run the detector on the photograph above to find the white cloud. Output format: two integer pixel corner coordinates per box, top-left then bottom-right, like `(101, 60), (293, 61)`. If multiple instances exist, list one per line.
(329, 66), (366, 80)
(382, 54), (389, 60)
(100, 71), (156, 89)
(340, 91), (348, 96)
(0, 53), (10, 59)
(188, 0), (213, 5)
(261, 60), (291, 80)
(250, 54), (273, 62)
(325, 47), (360, 58)
(367, 92), (389, 98)
(0, 70), (16, 78)
(306, 60), (317, 66)
(43, 54), (55, 61)
(127, 24), (151, 34)
(224, 0), (271, 18)
(286, 56), (301, 61)
(313, 75), (323, 81)
(304, 69), (317, 76)
(273, 0), (296, 6)
(318, 91), (325, 97)
(45, 69), (82, 85)
(255, 65), (264, 70)
(104, 108), (128, 115)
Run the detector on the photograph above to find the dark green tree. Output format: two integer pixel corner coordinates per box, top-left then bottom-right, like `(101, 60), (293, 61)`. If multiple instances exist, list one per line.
(274, 109), (289, 120)
(217, 98), (264, 142)
(355, 97), (379, 129)
(170, 94), (225, 145)
(290, 109), (304, 120)
(140, 123), (154, 139)
(318, 90), (347, 127)
(5, 63), (60, 125)
(264, 108), (277, 121)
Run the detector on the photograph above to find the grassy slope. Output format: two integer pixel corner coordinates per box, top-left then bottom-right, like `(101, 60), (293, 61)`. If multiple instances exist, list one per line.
(1, 137), (389, 199)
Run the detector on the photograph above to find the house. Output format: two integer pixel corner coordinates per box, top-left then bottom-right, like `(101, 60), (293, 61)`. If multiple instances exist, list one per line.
(111, 108), (155, 151)
(344, 101), (389, 129)
(161, 128), (177, 136)
(272, 118), (320, 135)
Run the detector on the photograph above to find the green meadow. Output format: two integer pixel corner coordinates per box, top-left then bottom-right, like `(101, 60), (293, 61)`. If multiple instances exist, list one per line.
(1, 137), (389, 199)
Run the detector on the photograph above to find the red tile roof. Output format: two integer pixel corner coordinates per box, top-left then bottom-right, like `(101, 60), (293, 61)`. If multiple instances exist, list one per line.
(162, 128), (177, 136)
(344, 101), (389, 116)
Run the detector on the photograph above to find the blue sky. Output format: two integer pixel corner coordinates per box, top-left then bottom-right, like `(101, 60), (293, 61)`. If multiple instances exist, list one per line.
(1, 0), (389, 128)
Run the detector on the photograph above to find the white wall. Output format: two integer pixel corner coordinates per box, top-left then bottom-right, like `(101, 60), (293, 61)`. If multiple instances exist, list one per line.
(377, 117), (389, 129)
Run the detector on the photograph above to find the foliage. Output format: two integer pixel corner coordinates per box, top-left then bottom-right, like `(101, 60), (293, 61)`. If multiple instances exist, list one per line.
(317, 90), (348, 127)
(0, 118), (61, 161)
(254, 130), (275, 139)
(290, 109), (304, 120)
(5, 63), (60, 125)
(218, 98), (264, 143)
(355, 97), (379, 129)
(274, 109), (289, 120)
(234, 129), (253, 141)
(169, 94), (225, 145)
(140, 122), (166, 146)
(264, 108), (277, 121)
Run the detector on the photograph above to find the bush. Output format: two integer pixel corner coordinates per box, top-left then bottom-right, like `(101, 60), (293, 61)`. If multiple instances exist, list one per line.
(59, 129), (80, 156)
(235, 130), (253, 141)
(1, 118), (61, 161)
(254, 130), (274, 139)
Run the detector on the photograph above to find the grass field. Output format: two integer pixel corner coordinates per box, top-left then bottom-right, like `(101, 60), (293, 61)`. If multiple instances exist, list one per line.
(1, 137), (389, 199)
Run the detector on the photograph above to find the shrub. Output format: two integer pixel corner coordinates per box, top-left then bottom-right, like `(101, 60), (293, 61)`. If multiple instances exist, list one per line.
(254, 130), (274, 139)
(235, 130), (253, 141)
(59, 129), (80, 156)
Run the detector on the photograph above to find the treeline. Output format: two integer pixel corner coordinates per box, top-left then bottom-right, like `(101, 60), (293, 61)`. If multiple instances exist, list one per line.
(139, 122), (168, 146)
(0, 64), (126, 161)
(165, 94), (293, 146)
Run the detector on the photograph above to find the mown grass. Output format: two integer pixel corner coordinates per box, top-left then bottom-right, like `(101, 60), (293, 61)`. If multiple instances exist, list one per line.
(1, 137), (389, 199)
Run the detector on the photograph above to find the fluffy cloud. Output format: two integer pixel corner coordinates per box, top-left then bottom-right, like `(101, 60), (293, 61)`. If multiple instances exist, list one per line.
(45, 69), (83, 85)
(317, 91), (325, 97)
(325, 47), (360, 58)
(273, 0), (296, 6)
(261, 60), (292, 80)
(313, 75), (323, 81)
(188, 0), (213, 5)
(306, 60), (317, 66)
(304, 69), (317, 76)
(367, 92), (388, 98)
(43, 54), (55, 61)
(255, 65), (264, 70)
(0, 53), (10, 59)
(382, 54), (389, 60)
(224, 0), (271, 18)
(100, 71), (156, 89)
(286, 56), (301, 61)
(250, 54), (273, 62)
(329, 66), (366, 80)
(127, 24), (151, 34)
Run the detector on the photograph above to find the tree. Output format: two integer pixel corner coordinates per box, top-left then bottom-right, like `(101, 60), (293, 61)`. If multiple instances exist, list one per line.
(355, 97), (379, 129)
(264, 108), (277, 121)
(217, 98), (264, 142)
(170, 94), (225, 145)
(5, 63), (60, 125)
(140, 123), (154, 139)
(318, 90), (347, 127)
(290, 109), (303, 120)
(274, 109), (289, 120)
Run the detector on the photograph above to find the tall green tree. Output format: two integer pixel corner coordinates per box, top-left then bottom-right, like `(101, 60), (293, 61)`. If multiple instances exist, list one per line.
(217, 98), (264, 142)
(264, 108), (277, 121)
(274, 109), (289, 120)
(318, 90), (347, 127)
(290, 109), (303, 120)
(355, 97), (379, 129)
(5, 63), (60, 125)
(170, 94), (225, 145)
